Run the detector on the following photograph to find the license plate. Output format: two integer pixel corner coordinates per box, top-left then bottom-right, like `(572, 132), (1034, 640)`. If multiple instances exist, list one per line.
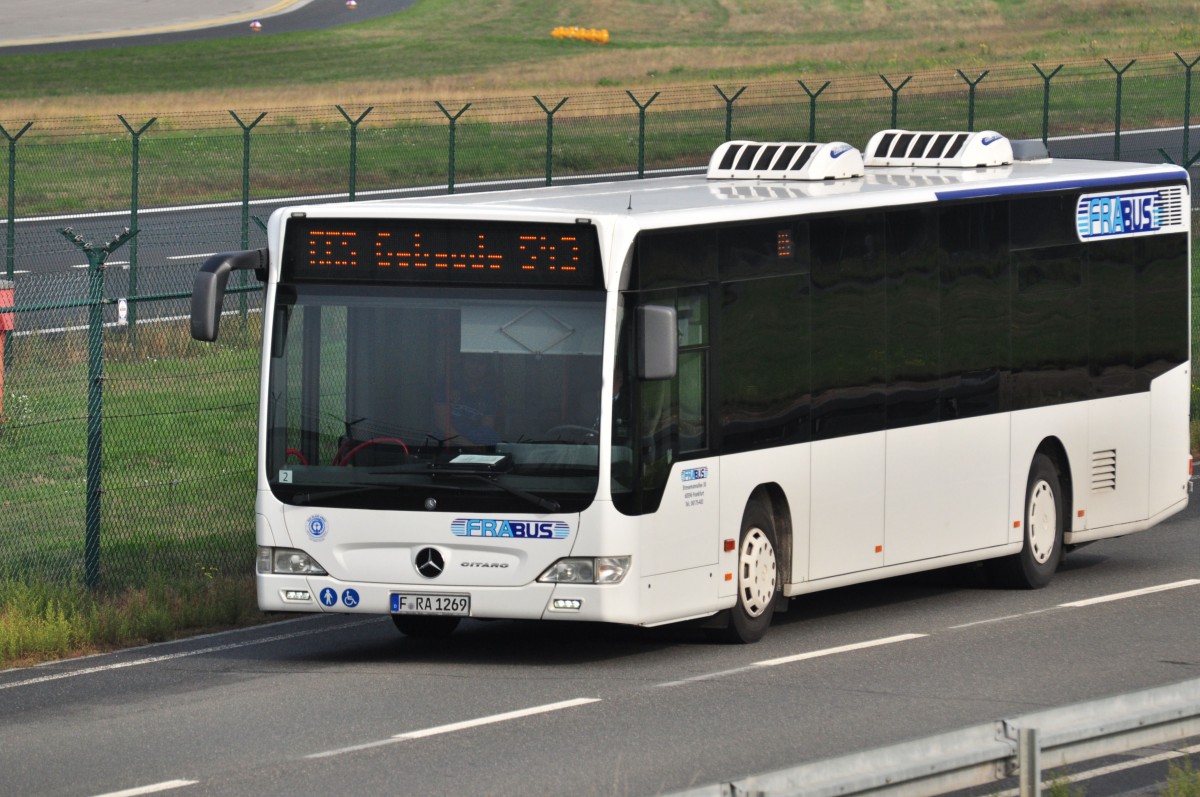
(390, 593), (470, 616)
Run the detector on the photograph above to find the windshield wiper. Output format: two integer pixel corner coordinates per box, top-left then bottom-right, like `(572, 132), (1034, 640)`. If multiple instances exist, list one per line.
(289, 483), (393, 505)
(433, 471), (561, 513)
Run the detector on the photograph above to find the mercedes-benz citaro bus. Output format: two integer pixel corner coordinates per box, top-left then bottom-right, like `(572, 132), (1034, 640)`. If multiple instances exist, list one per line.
(191, 129), (1191, 643)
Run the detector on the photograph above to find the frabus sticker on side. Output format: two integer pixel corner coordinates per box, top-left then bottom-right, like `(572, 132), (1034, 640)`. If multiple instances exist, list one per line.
(1076, 189), (1173, 240)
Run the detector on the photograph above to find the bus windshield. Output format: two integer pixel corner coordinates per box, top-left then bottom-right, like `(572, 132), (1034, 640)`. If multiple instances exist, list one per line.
(265, 282), (606, 513)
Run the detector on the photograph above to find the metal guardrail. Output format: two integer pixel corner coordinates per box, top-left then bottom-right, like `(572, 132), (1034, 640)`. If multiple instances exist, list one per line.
(671, 678), (1200, 797)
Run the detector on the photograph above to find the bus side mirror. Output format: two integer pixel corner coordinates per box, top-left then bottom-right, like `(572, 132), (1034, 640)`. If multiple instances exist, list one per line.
(637, 304), (677, 380)
(190, 249), (269, 341)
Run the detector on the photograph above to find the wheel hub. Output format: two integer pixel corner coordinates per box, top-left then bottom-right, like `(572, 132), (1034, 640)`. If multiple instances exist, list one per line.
(1027, 479), (1057, 564)
(740, 528), (777, 618)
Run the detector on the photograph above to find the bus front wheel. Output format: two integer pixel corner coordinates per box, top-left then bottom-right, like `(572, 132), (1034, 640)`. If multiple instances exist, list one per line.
(988, 452), (1064, 589)
(712, 501), (779, 643)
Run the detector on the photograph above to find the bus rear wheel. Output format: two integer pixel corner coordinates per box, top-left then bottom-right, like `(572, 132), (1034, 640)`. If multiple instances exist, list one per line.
(392, 615), (461, 638)
(712, 501), (779, 644)
(987, 452), (1064, 589)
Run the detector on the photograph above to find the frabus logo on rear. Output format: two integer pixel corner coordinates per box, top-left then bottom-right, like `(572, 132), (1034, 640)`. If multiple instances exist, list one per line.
(1076, 190), (1162, 240)
(451, 518), (571, 540)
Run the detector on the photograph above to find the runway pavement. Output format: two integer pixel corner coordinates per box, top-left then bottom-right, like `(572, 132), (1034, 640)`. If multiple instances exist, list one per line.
(0, 0), (413, 53)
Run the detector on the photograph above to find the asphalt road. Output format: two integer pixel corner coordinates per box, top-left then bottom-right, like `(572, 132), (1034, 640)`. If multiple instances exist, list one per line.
(0, 492), (1196, 796)
(0, 0), (417, 54)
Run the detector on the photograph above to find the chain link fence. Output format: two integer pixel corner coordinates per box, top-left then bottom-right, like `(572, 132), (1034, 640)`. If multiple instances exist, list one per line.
(2, 52), (1200, 589)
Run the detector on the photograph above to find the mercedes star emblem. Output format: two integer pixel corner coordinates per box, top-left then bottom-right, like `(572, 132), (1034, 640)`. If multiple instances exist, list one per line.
(415, 547), (445, 579)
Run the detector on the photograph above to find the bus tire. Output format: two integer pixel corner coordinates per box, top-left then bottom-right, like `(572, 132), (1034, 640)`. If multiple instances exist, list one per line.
(987, 452), (1064, 589)
(392, 615), (461, 638)
(712, 501), (779, 644)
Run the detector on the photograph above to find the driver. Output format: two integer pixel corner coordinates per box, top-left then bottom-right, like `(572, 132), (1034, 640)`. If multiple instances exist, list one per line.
(435, 355), (499, 446)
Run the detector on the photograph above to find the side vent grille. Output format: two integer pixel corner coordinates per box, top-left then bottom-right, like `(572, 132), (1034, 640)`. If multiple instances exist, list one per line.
(864, 129), (1013, 168)
(1091, 449), (1117, 492)
(1154, 184), (1188, 228)
(707, 140), (865, 181)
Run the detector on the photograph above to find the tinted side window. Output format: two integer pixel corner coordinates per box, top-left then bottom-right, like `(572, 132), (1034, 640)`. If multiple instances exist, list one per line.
(885, 208), (940, 428)
(1087, 239), (1137, 397)
(1011, 194), (1079, 250)
(635, 227), (718, 289)
(1011, 244), (1089, 408)
(718, 220), (810, 280)
(939, 203), (1010, 418)
(810, 212), (886, 439)
(718, 274), (811, 452)
(1134, 233), (1189, 389)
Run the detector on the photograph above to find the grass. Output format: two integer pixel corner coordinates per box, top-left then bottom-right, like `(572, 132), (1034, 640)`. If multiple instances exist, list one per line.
(1043, 756), (1200, 797)
(1163, 757), (1200, 797)
(0, 312), (261, 586)
(0, 574), (264, 668)
(1, 0), (1198, 116)
(2, 59), (1196, 217)
(0, 310), (265, 667)
(0, 2), (1197, 216)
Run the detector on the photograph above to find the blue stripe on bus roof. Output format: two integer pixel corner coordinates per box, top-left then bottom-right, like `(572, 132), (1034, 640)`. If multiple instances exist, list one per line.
(934, 168), (1190, 201)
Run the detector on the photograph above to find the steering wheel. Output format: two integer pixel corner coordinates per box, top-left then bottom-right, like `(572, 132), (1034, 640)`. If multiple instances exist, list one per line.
(333, 437), (411, 466)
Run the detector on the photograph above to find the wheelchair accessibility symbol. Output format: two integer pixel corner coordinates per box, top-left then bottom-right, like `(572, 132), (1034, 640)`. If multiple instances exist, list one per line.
(341, 589), (360, 608)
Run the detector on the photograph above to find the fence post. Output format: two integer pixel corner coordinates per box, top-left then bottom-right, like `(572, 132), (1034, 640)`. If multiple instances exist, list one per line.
(336, 105), (373, 201)
(1105, 58), (1136, 160)
(956, 69), (990, 131)
(2, 122), (32, 282)
(1032, 64), (1064, 146)
(1, 122), (32, 372)
(58, 225), (136, 589)
(626, 91), (660, 178)
(533, 96), (568, 186)
(1175, 53), (1200, 167)
(117, 115), (156, 348)
(798, 80), (830, 142)
(713, 85), (746, 142)
(435, 101), (471, 194)
(880, 75), (913, 128)
(229, 111), (266, 324)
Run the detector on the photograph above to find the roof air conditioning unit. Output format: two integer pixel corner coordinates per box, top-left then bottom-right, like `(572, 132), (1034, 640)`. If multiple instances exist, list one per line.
(864, 129), (1013, 168)
(707, 140), (865, 181)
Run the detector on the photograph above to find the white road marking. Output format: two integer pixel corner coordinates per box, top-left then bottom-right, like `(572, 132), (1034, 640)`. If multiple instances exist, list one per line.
(1058, 579), (1200, 608)
(166, 253), (220, 261)
(0, 618), (380, 691)
(753, 633), (928, 667)
(70, 260), (128, 269)
(949, 609), (1053, 630)
(90, 780), (198, 797)
(306, 697), (601, 759)
(949, 580), (1200, 629)
(656, 633), (927, 688)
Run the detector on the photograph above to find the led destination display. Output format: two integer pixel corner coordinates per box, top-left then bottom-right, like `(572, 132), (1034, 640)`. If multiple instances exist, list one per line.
(282, 217), (600, 286)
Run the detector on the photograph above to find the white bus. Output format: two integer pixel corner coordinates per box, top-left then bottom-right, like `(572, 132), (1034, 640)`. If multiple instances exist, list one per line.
(192, 129), (1192, 643)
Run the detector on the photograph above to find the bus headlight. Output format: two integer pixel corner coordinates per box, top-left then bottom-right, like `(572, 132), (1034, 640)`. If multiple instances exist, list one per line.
(258, 546), (328, 576)
(538, 556), (630, 584)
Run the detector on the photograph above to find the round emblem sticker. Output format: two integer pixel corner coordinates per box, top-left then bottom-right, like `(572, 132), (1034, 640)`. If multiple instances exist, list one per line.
(306, 514), (328, 541)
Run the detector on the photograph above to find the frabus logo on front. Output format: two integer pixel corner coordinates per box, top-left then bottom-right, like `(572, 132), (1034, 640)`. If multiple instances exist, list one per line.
(1076, 190), (1162, 240)
(451, 518), (571, 539)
